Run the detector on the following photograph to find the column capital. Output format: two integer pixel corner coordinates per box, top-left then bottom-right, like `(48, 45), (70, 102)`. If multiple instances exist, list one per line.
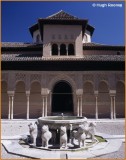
(109, 90), (116, 96)
(41, 88), (50, 96)
(94, 90), (98, 96)
(26, 90), (30, 95)
(7, 91), (15, 96)
(76, 89), (83, 96)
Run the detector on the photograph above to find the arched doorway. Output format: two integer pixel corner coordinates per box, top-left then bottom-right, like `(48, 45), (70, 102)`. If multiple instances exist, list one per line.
(14, 81), (26, 119)
(1, 81), (8, 119)
(52, 81), (73, 114)
(115, 81), (125, 118)
(98, 81), (110, 118)
(83, 82), (95, 118)
(30, 81), (41, 118)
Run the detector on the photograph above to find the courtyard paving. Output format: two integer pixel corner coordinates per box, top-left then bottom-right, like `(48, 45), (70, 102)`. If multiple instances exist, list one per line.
(1, 119), (125, 159)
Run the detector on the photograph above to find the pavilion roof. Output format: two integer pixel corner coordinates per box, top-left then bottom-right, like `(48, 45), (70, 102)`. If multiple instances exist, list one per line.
(46, 10), (79, 20)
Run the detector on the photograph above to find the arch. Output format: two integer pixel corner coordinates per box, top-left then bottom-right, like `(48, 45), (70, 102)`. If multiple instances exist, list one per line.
(115, 81), (125, 118)
(14, 81), (26, 119)
(49, 74), (76, 92)
(83, 82), (95, 118)
(1, 81), (8, 119)
(98, 81), (110, 118)
(52, 80), (73, 113)
(52, 44), (58, 55)
(30, 81), (41, 118)
(68, 44), (74, 55)
(60, 44), (66, 55)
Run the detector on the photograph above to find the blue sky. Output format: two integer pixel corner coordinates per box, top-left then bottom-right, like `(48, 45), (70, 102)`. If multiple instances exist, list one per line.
(2, 1), (125, 45)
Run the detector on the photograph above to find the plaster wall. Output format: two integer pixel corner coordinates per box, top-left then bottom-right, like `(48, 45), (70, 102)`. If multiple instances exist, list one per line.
(43, 25), (83, 57)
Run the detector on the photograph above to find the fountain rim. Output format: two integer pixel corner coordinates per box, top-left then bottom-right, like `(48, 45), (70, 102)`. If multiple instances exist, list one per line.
(38, 116), (87, 124)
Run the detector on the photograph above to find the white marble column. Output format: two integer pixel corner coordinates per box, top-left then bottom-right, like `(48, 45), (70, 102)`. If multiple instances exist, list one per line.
(58, 45), (60, 56)
(26, 91), (30, 119)
(80, 96), (82, 117)
(66, 45), (68, 56)
(113, 96), (116, 119)
(45, 96), (47, 117)
(95, 96), (98, 119)
(8, 96), (11, 119)
(77, 97), (80, 117)
(110, 96), (113, 119)
(42, 96), (45, 117)
(26, 95), (30, 119)
(11, 96), (14, 119)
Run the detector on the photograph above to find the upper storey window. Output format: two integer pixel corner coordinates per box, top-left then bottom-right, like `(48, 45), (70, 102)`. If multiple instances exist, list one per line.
(60, 44), (66, 55)
(68, 44), (74, 55)
(52, 44), (58, 55)
(51, 43), (75, 56)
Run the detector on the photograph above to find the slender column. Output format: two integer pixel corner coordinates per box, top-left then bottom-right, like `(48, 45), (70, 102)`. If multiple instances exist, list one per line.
(42, 96), (45, 117)
(110, 96), (113, 119)
(113, 96), (116, 119)
(26, 95), (30, 119)
(95, 96), (98, 119)
(11, 96), (14, 119)
(8, 96), (11, 119)
(80, 96), (82, 117)
(45, 96), (47, 117)
(77, 97), (80, 117)
(58, 45), (60, 56)
(66, 45), (68, 56)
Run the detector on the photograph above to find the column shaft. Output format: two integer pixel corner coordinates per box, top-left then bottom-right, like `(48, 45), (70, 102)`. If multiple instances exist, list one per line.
(8, 96), (11, 119)
(11, 96), (14, 119)
(26, 95), (30, 119)
(110, 96), (113, 119)
(113, 96), (116, 119)
(66, 45), (68, 56)
(77, 97), (80, 117)
(42, 97), (45, 117)
(95, 96), (98, 119)
(45, 97), (47, 117)
(80, 97), (82, 117)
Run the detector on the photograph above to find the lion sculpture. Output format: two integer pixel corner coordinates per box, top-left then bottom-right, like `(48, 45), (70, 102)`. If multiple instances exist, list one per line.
(60, 126), (67, 149)
(72, 125), (86, 147)
(41, 125), (52, 148)
(28, 122), (37, 146)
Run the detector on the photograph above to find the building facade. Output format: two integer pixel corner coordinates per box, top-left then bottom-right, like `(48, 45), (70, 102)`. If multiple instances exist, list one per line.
(2, 11), (125, 119)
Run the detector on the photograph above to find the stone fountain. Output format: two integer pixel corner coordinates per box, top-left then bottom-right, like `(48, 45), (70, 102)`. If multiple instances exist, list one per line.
(27, 114), (97, 150)
(2, 114), (122, 159)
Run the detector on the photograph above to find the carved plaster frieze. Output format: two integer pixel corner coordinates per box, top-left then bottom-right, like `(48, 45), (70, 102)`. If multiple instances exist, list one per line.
(30, 74), (41, 83)
(15, 73), (26, 82)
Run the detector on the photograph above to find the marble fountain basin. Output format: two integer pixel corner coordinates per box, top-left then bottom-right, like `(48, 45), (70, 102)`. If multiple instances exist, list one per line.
(38, 116), (87, 130)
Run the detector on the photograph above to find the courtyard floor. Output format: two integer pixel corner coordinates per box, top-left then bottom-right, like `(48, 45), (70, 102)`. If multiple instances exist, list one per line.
(1, 119), (125, 159)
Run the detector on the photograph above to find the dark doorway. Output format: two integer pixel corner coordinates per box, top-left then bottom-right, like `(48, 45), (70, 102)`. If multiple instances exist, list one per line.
(52, 81), (73, 113)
